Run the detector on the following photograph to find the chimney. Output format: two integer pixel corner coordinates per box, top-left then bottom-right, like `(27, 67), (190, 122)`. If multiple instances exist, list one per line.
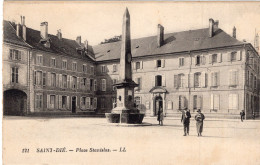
(16, 23), (21, 38)
(76, 36), (81, 45)
(157, 24), (164, 47)
(233, 26), (236, 38)
(255, 33), (259, 52)
(22, 16), (26, 41)
(40, 22), (48, 39)
(57, 29), (62, 40)
(209, 18), (214, 37)
(84, 40), (88, 52)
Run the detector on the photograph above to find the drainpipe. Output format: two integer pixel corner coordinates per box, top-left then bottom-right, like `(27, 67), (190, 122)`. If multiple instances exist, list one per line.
(243, 44), (247, 120)
(188, 51), (192, 111)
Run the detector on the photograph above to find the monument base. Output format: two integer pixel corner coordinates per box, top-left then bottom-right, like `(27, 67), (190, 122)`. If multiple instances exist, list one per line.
(105, 108), (144, 124)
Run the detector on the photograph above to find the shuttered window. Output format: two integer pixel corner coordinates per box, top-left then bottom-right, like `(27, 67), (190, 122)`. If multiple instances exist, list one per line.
(229, 94), (238, 110)
(36, 55), (43, 65)
(211, 72), (219, 87)
(178, 96), (186, 110)
(229, 70), (238, 86)
(193, 95), (203, 110)
(11, 67), (18, 83)
(194, 72), (201, 87)
(9, 49), (21, 60)
(210, 94), (219, 111)
(179, 58), (184, 66)
(101, 79), (106, 91)
(50, 73), (56, 87)
(35, 94), (43, 109)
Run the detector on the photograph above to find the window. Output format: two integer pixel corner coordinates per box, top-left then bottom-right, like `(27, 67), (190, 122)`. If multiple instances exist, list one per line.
(91, 66), (94, 75)
(11, 67), (18, 83)
(35, 94), (43, 109)
(72, 76), (77, 89)
(113, 64), (117, 72)
(36, 55), (43, 65)
(101, 79), (106, 91)
(254, 76), (257, 89)
(72, 62), (77, 71)
(196, 56), (200, 65)
(193, 95), (202, 110)
(83, 64), (87, 73)
(50, 95), (55, 109)
(135, 78), (142, 90)
(62, 60), (67, 69)
(155, 75), (162, 86)
(210, 94), (219, 111)
(211, 72), (219, 87)
(250, 73), (254, 88)
(35, 71), (42, 85)
(212, 54), (217, 63)
(62, 96), (67, 109)
(179, 58), (184, 67)
(112, 79), (117, 91)
(178, 96), (186, 110)
(157, 60), (161, 68)
(50, 58), (56, 67)
(62, 75), (67, 88)
(81, 97), (86, 109)
(9, 49), (21, 60)
(134, 96), (141, 108)
(229, 70), (238, 86)
(43, 72), (46, 86)
(229, 94), (238, 110)
(174, 74), (185, 88)
(50, 73), (56, 87)
(101, 65), (106, 73)
(194, 72), (201, 87)
(136, 62), (141, 69)
(81, 78), (87, 89)
(90, 79), (94, 91)
(231, 52), (237, 61)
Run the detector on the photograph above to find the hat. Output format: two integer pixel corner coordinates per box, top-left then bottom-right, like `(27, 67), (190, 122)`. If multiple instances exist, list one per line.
(197, 109), (201, 112)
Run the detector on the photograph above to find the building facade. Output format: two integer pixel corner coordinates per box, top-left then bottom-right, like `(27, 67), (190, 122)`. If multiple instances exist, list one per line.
(3, 16), (260, 119)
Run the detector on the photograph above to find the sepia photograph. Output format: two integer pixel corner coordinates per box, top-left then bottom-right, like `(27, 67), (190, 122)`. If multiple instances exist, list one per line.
(2, 1), (260, 164)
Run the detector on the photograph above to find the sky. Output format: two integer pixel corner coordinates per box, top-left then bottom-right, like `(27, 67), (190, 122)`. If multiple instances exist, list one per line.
(3, 2), (260, 46)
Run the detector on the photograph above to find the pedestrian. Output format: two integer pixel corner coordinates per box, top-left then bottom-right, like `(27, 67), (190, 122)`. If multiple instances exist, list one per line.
(157, 107), (164, 126)
(181, 108), (191, 136)
(252, 112), (255, 120)
(195, 109), (205, 137)
(240, 110), (245, 122)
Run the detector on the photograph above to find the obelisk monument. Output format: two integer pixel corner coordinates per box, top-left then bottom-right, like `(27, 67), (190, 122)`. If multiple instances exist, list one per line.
(105, 8), (144, 124)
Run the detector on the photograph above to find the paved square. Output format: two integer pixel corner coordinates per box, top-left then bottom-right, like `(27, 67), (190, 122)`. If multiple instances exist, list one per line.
(3, 117), (260, 165)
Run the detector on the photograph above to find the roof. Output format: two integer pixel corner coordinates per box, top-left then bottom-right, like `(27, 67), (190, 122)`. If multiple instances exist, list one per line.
(3, 21), (31, 48)
(4, 20), (95, 62)
(93, 28), (245, 62)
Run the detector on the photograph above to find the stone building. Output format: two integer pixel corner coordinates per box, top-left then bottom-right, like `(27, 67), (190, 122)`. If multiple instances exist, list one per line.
(3, 15), (260, 119)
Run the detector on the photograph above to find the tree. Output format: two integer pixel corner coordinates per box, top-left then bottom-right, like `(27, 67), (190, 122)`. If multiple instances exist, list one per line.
(100, 35), (122, 44)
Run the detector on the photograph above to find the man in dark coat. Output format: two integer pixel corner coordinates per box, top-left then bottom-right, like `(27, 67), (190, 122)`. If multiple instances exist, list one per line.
(240, 110), (245, 122)
(181, 108), (191, 136)
(157, 107), (164, 126)
(195, 109), (205, 137)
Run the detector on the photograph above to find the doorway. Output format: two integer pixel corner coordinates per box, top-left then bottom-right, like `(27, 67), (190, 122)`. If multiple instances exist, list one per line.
(4, 89), (27, 116)
(72, 96), (76, 113)
(154, 96), (163, 116)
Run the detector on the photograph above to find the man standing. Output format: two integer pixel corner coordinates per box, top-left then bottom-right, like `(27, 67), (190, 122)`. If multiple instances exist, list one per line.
(181, 108), (191, 136)
(240, 110), (245, 122)
(195, 109), (205, 137)
(157, 107), (164, 126)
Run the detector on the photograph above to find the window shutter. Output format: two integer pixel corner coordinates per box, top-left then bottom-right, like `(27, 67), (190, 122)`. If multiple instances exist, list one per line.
(67, 75), (70, 88)
(59, 95), (62, 109)
(234, 94), (238, 109)
(189, 73), (194, 88)
(162, 74), (166, 86)
(94, 97), (97, 109)
(227, 52), (231, 62)
(55, 95), (59, 109)
(203, 55), (206, 65)
(162, 59), (165, 68)
(47, 72), (51, 86)
(139, 78), (142, 90)
(34, 71), (36, 85)
(215, 95), (220, 110)
(209, 54), (212, 64)
(80, 97), (83, 109)
(151, 76), (155, 87)
(154, 60), (157, 68)
(198, 95), (203, 109)
(140, 61), (143, 69)
(86, 97), (90, 109)
(104, 79), (107, 91)
(67, 96), (70, 109)
(59, 74), (62, 88)
(201, 71), (206, 87)
(174, 75), (178, 88)
(47, 94), (50, 109)
(210, 94), (214, 110)
(94, 79), (97, 91)
(87, 78), (90, 90)
(18, 51), (22, 60)
(195, 55), (198, 65)
(9, 49), (12, 59)
(55, 74), (58, 87)
(77, 77), (80, 89)
(218, 53), (222, 63)
(238, 51), (242, 61)
(132, 62), (136, 70)
(229, 94), (232, 110)
(217, 72), (220, 86)
(70, 76), (73, 88)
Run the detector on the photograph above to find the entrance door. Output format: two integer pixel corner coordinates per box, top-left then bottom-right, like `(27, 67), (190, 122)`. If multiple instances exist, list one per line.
(72, 96), (76, 113)
(4, 89), (27, 116)
(154, 96), (163, 116)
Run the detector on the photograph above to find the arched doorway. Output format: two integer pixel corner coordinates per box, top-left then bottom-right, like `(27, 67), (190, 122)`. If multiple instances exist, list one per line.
(154, 96), (163, 116)
(4, 89), (27, 116)
(72, 96), (76, 113)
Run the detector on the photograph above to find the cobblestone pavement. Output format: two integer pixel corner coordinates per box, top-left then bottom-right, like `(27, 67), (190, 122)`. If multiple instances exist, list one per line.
(3, 116), (260, 165)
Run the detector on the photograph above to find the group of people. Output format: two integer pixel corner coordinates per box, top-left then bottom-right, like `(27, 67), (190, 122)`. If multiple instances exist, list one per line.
(157, 107), (205, 137)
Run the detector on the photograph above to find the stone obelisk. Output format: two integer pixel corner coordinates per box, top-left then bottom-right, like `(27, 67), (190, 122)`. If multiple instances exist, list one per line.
(105, 8), (144, 124)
